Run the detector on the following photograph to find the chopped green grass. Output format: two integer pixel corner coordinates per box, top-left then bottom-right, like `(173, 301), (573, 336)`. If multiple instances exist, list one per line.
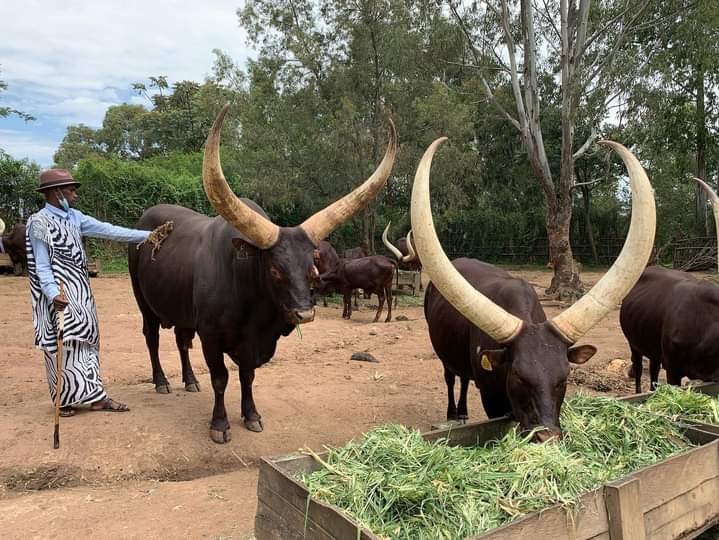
(299, 393), (691, 539)
(642, 384), (719, 425)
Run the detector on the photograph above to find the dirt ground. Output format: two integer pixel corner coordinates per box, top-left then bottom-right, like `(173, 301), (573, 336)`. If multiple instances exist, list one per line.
(0, 269), (652, 538)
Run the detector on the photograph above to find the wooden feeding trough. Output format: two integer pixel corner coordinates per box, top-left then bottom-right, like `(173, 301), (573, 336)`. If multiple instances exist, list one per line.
(255, 414), (719, 540)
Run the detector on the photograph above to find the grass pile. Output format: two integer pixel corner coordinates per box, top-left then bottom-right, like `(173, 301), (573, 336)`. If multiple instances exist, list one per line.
(299, 394), (690, 539)
(642, 384), (719, 425)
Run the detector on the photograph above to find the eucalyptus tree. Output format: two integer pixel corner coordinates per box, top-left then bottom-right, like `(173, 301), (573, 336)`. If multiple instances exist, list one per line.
(449, 0), (657, 300)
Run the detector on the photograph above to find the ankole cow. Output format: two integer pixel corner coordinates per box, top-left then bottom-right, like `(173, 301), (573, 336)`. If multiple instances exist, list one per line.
(412, 138), (655, 440)
(1, 220), (27, 275)
(382, 221), (423, 291)
(128, 105), (397, 443)
(621, 177), (719, 392)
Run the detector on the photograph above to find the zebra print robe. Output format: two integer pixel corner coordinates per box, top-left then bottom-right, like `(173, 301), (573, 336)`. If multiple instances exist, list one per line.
(26, 211), (106, 406)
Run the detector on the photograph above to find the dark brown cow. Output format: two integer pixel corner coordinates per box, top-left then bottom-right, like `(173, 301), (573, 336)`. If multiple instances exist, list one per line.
(382, 222), (423, 291)
(1, 221), (27, 275)
(312, 240), (340, 307)
(322, 255), (395, 322)
(342, 240), (369, 260)
(128, 105), (397, 443)
(621, 177), (719, 393)
(412, 137), (655, 440)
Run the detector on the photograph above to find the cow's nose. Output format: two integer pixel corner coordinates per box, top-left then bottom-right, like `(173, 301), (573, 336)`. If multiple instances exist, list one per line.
(533, 429), (562, 443)
(294, 309), (315, 324)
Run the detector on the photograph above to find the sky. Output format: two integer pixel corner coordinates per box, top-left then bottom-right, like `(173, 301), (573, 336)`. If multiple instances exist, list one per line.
(0, 1), (255, 167)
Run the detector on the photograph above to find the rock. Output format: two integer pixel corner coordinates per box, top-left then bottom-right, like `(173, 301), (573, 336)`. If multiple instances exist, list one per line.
(607, 358), (626, 372)
(351, 352), (379, 363)
(369, 327), (378, 336)
(395, 314), (409, 321)
(394, 335), (401, 340)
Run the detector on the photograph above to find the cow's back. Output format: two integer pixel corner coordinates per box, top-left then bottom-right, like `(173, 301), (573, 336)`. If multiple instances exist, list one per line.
(424, 258), (542, 379)
(619, 266), (692, 361)
(129, 204), (224, 329)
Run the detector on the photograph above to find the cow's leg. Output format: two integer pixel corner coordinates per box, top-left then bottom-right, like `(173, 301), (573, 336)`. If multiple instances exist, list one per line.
(353, 289), (359, 308)
(444, 367), (459, 421)
(201, 338), (231, 444)
(384, 281), (392, 323)
(456, 377), (470, 422)
(374, 292), (384, 323)
(175, 328), (200, 392)
(418, 273), (423, 292)
(649, 357), (661, 391)
(630, 347), (643, 394)
(142, 316), (171, 394)
(323, 294), (328, 308)
(343, 290), (352, 319)
(239, 368), (263, 432)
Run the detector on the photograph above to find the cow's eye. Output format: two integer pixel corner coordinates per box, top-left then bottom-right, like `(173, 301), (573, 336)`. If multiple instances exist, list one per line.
(270, 266), (284, 281)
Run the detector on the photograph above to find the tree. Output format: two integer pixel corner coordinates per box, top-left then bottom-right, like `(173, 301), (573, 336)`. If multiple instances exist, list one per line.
(0, 150), (41, 221)
(449, 0), (657, 300)
(53, 124), (104, 169)
(0, 67), (34, 122)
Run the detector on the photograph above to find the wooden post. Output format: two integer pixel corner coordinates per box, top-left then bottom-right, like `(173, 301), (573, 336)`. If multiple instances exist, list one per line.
(604, 477), (646, 540)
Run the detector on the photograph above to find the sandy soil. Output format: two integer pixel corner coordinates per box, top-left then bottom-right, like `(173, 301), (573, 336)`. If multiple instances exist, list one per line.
(0, 270), (655, 538)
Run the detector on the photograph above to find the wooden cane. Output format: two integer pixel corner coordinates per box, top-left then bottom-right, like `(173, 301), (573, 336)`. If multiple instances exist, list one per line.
(53, 281), (66, 449)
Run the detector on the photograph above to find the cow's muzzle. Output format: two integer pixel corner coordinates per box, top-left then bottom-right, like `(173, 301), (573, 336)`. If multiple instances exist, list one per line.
(533, 428), (562, 443)
(290, 308), (315, 325)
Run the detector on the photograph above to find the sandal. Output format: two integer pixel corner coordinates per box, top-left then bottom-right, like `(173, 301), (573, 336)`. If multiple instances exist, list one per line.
(90, 398), (130, 412)
(59, 406), (75, 417)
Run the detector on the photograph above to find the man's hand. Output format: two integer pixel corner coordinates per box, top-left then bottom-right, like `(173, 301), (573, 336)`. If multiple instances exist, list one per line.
(137, 220), (174, 261)
(53, 294), (69, 311)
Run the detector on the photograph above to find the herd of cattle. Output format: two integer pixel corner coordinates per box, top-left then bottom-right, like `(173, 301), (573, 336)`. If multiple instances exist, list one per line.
(2, 105), (719, 444)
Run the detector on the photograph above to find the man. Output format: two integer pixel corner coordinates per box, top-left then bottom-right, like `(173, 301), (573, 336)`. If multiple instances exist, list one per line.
(26, 169), (171, 417)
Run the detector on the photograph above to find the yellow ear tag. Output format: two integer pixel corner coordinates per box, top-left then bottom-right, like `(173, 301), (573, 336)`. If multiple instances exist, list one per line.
(481, 354), (493, 371)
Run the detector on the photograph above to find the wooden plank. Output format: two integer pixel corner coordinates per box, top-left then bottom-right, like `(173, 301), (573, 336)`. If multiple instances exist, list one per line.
(0, 253), (12, 268)
(604, 478), (646, 540)
(473, 489), (609, 540)
(650, 505), (717, 540)
(644, 477), (719, 538)
(255, 497), (334, 540)
(629, 440), (719, 512)
(423, 417), (515, 447)
(259, 458), (378, 539)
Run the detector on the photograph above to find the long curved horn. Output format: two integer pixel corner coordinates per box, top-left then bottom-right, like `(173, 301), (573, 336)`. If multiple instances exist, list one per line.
(0, 217), (5, 236)
(382, 221), (403, 260)
(403, 230), (417, 262)
(411, 138), (523, 344)
(693, 176), (719, 273)
(203, 104), (280, 249)
(301, 120), (397, 246)
(550, 141), (656, 343)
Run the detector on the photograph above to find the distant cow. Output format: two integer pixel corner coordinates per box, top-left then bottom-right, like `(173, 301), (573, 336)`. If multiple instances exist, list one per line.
(1, 220), (27, 275)
(620, 177), (719, 393)
(382, 221), (423, 291)
(312, 240), (340, 307)
(128, 105), (397, 443)
(322, 255), (395, 322)
(343, 240), (369, 260)
(413, 137), (655, 440)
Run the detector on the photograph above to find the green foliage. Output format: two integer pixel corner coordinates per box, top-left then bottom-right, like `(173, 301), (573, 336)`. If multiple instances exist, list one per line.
(0, 150), (42, 221)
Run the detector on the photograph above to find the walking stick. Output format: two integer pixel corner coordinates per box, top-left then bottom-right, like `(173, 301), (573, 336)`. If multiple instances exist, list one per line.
(53, 281), (66, 449)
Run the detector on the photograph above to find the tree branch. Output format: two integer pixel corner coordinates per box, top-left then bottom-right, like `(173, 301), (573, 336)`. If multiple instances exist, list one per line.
(573, 128), (599, 161)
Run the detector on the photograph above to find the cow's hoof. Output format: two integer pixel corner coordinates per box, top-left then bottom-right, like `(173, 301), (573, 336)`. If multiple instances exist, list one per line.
(244, 418), (263, 432)
(185, 382), (200, 392)
(155, 384), (171, 394)
(210, 428), (232, 444)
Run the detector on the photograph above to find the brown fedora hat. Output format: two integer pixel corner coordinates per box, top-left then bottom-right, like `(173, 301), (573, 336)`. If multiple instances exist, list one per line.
(37, 169), (81, 192)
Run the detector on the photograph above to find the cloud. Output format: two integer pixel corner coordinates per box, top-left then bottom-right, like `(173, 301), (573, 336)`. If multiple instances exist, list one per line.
(0, 0), (255, 164)
(0, 128), (60, 165)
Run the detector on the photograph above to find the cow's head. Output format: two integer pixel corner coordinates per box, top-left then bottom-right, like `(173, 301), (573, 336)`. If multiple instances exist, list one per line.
(203, 104), (397, 326)
(412, 137), (655, 440)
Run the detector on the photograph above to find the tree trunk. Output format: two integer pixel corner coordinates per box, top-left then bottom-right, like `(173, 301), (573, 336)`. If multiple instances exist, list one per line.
(580, 184), (599, 265)
(695, 62), (708, 235)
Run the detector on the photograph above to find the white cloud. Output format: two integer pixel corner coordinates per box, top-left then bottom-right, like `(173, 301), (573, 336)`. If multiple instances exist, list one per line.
(0, 0), (255, 163)
(0, 129), (60, 165)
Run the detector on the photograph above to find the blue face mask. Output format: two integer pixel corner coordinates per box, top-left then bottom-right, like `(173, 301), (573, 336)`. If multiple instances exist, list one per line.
(56, 190), (70, 212)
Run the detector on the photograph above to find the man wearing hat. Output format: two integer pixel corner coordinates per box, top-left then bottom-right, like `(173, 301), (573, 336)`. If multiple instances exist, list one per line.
(26, 168), (170, 416)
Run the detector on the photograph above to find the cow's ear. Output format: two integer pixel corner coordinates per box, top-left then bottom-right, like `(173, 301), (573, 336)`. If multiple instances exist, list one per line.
(471, 348), (507, 378)
(567, 344), (596, 365)
(232, 237), (259, 258)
